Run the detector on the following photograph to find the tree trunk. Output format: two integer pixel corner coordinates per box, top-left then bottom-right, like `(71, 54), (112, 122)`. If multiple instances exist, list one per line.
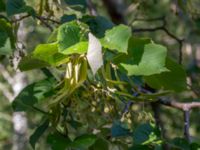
(11, 15), (28, 150)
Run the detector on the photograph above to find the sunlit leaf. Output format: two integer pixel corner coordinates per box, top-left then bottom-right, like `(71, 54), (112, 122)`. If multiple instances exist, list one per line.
(121, 38), (168, 76)
(61, 41), (88, 55)
(57, 21), (88, 53)
(102, 25), (132, 53)
(33, 42), (69, 66)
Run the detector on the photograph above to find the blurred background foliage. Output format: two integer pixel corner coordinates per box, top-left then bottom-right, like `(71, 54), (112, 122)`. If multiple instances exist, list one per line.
(0, 0), (200, 149)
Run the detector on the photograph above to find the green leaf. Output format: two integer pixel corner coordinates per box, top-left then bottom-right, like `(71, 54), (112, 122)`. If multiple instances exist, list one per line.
(30, 119), (49, 149)
(61, 41), (88, 55)
(111, 121), (131, 137)
(6, 0), (25, 16)
(47, 29), (58, 43)
(70, 134), (97, 149)
(144, 58), (187, 92)
(18, 56), (50, 71)
(0, 0), (5, 12)
(129, 145), (153, 150)
(169, 138), (190, 150)
(87, 33), (103, 75)
(33, 42), (69, 65)
(47, 133), (96, 150)
(12, 78), (56, 111)
(60, 14), (77, 23)
(57, 21), (89, 54)
(47, 132), (71, 150)
(190, 143), (200, 150)
(89, 138), (109, 150)
(6, 0), (35, 16)
(0, 18), (15, 50)
(0, 31), (8, 48)
(121, 38), (168, 76)
(0, 38), (12, 55)
(133, 123), (161, 145)
(81, 16), (114, 38)
(64, 0), (87, 12)
(102, 24), (132, 53)
(64, 0), (87, 6)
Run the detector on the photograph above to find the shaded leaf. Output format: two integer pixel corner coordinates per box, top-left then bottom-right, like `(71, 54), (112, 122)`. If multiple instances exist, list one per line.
(6, 0), (35, 16)
(111, 121), (131, 137)
(30, 119), (49, 149)
(0, 38), (12, 55)
(64, 0), (87, 12)
(89, 138), (109, 150)
(70, 134), (97, 149)
(81, 15), (114, 38)
(144, 58), (187, 92)
(60, 14), (77, 23)
(190, 143), (200, 150)
(64, 0), (87, 6)
(12, 78), (56, 111)
(18, 56), (50, 71)
(133, 123), (161, 145)
(129, 145), (153, 150)
(0, 0), (5, 12)
(0, 31), (8, 49)
(169, 138), (190, 150)
(47, 132), (71, 150)
(0, 18), (15, 49)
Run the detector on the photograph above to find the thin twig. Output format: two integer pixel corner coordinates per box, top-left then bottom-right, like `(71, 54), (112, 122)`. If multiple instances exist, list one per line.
(11, 14), (31, 23)
(37, 16), (60, 24)
(35, 15), (53, 31)
(11, 14), (60, 31)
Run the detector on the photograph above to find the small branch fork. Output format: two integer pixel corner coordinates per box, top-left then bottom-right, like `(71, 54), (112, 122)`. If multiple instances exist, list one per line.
(140, 87), (198, 142)
(158, 99), (200, 142)
(133, 16), (183, 64)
